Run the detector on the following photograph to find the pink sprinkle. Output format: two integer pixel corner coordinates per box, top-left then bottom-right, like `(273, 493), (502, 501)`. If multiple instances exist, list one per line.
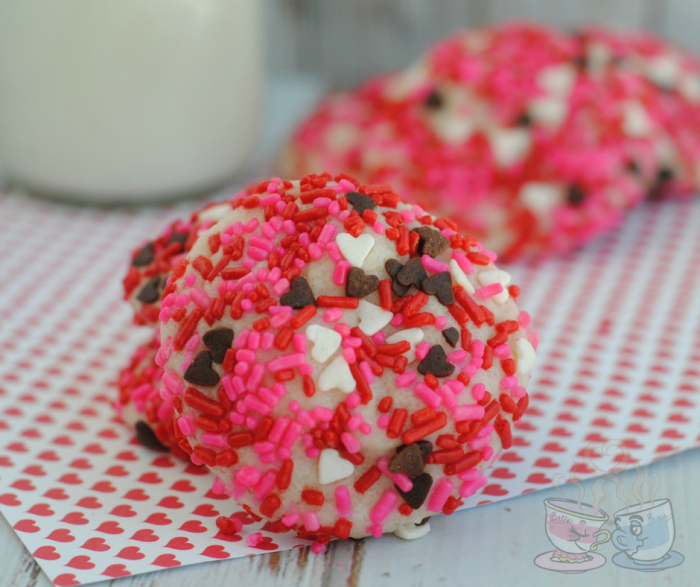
(270, 312), (291, 329)
(338, 210), (350, 222)
(268, 417), (290, 443)
(395, 372), (417, 388)
(372, 222), (385, 235)
(296, 410), (316, 429)
(341, 432), (361, 454)
(359, 361), (375, 384)
(447, 350), (468, 363)
(175, 293), (189, 307)
(438, 386), (457, 408)
(234, 362), (249, 376)
(283, 219), (296, 235)
(471, 383), (486, 401)
(162, 293), (176, 307)
(299, 233), (310, 247)
(247, 532), (263, 547)
(415, 342), (430, 361)
(333, 260), (351, 286)
(293, 333), (307, 353)
(299, 364), (313, 376)
(250, 235), (274, 252)
(493, 344), (511, 358)
(452, 250), (473, 273)
(282, 512), (300, 526)
(391, 313), (404, 327)
(313, 197), (332, 208)
(347, 415), (362, 431)
(483, 446), (494, 461)
(469, 434), (492, 451)
(202, 433), (228, 448)
(243, 218), (259, 233)
(359, 423), (372, 435)
(371, 332), (385, 345)
(163, 372), (184, 395)
(308, 243), (324, 259)
(347, 393), (361, 409)
(459, 471), (487, 498)
(512, 386), (527, 399)
(415, 383), (443, 409)
(212, 478), (226, 495)
(475, 283), (503, 300)
(312, 407), (334, 422)
(518, 311), (531, 328)
(253, 470), (277, 500)
(178, 416), (195, 435)
(311, 542), (326, 554)
(377, 457), (413, 492)
(245, 394), (271, 415)
(301, 433), (313, 448)
(377, 414), (390, 429)
(318, 223), (337, 245)
(246, 416), (259, 430)
(241, 299), (254, 312)
(483, 250), (497, 262)
(234, 330), (249, 350)
(273, 278), (290, 297)
(327, 242), (342, 262)
(453, 404), (484, 421)
(242, 258), (257, 269)
(335, 486), (352, 517)
(472, 340), (485, 358)
(248, 246), (269, 261)
(369, 524), (382, 538)
(261, 223), (276, 240)
(277, 447), (291, 459)
(248, 363), (266, 393)
(529, 330), (540, 351)
(267, 267), (282, 284)
(334, 323), (351, 337)
(428, 478), (454, 512)
(343, 337), (362, 349)
(261, 332), (275, 350)
(303, 511), (320, 532)
(254, 441), (275, 454)
(421, 254), (449, 274)
(185, 274), (196, 287)
(268, 353), (306, 372)
(435, 316), (447, 329)
(338, 179), (356, 191)
(268, 305), (292, 316)
(370, 490), (399, 524)
(401, 210), (415, 222)
(342, 347), (356, 363)
(235, 466), (261, 487)
(445, 379), (464, 393)
(305, 447), (320, 459)
(324, 308), (343, 322)
(232, 376), (246, 395)
(237, 349), (256, 362)
(190, 288), (211, 309)
(329, 201), (341, 215)
(294, 258), (306, 270)
(158, 307), (171, 323)
(499, 376), (518, 390)
(229, 412), (245, 425)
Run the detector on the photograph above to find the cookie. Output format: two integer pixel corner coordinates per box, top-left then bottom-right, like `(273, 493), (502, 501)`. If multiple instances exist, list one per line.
(156, 174), (537, 546)
(281, 23), (672, 259)
(116, 330), (187, 459)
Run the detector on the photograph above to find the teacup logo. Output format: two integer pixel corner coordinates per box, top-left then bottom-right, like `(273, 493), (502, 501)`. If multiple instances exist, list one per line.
(534, 498), (610, 573)
(611, 499), (684, 572)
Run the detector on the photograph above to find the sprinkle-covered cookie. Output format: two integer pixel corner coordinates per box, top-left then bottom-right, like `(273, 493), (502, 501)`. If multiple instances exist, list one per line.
(156, 174), (538, 546)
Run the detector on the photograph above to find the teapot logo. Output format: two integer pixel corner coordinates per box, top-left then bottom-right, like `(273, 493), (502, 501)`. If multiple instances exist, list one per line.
(534, 440), (684, 574)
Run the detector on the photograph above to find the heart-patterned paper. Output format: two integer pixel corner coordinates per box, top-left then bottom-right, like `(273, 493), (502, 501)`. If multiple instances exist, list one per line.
(3, 191), (700, 585)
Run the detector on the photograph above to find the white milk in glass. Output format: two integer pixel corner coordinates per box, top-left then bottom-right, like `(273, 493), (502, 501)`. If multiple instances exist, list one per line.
(0, 0), (262, 203)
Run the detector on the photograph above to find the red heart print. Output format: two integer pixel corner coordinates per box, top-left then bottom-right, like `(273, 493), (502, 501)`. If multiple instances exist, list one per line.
(549, 427), (573, 437)
(130, 529), (159, 542)
(633, 409), (655, 418)
(585, 433), (609, 442)
(204, 489), (230, 501)
(105, 466), (129, 477)
(151, 456), (175, 468)
(192, 504), (219, 517)
(69, 459), (93, 470)
(656, 444), (676, 453)
(91, 481), (116, 493)
(13, 519), (40, 533)
(144, 513), (172, 526)
(241, 505), (263, 522)
(499, 452), (523, 462)
(37, 451), (60, 461)
(95, 521), (124, 534)
(97, 428), (119, 439)
(110, 505), (137, 518)
(53, 575), (79, 587)
(116, 450), (138, 461)
(513, 437), (530, 447)
(21, 428), (41, 438)
(556, 413), (577, 422)
(171, 480), (196, 492)
(58, 474), (82, 485)
(116, 546), (145, 560)
(563, 397), (584, 406)
(0, 493), (21, 506)
(534, 458), (559, 468)
(65, 556), (95, 570)
(11, 479), (36, 491)
(674, 398), (695, 407)
(158, 496), (184, 509)
(46, 529), (75, 543)
(622, 438), (645, 449)
(124, 489), (149, 501)
(179, 520), (207, 533)
(627, 423), (650, 434)
(44, 488), (70, 499)
(481, 484), (508, 497)
(201, 545), (230, 559)
(516, 421), (538, 431)
(22, 465), (46, 476)
(138, 472), (163, 484)
(592, 418), (614, 428)
(81, 538), (110, 552)
(83, 444), (105, 454)
(52, 436), (74, 446)
(33, 546), (60, 560)
(662, 429), (685, 439)
(526, 473), (552, 484)
(66, 422), (86, 431)
(249, 536), (279, 551)
(102, 564), (131, 578)
(79, 408), (98, 417)
(668, 413), (690, 423)
(638, 394), (659, 403)
(0, 456), (14, 466)
(165, 537), (194, 550)
(152, 554), (181, 567)
(490, 468), (516, 479)
(184, 464), (209, 476)
(61, 512), (89, 525)
(214, 531), (243, 543)
(76, 497), (102, 509)
(28, 503), (55, 516)
(230, 511), (256, 525)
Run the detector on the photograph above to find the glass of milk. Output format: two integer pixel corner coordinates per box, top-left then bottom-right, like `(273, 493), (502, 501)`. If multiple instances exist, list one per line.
(0, 0), (262, 204)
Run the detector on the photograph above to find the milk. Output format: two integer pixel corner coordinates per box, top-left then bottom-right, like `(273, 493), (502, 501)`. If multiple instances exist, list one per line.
(0, 0), (262, 203)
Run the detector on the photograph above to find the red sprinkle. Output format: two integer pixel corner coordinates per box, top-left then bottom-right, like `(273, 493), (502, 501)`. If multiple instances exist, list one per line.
(402, 412), (447, 445)
(316, 296), (359, 309)
(387, 408), (408, 439)
(353, 466), (381, 494)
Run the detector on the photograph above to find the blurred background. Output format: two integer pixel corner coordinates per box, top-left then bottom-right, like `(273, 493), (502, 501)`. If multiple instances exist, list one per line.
(267, 0), (695, 88)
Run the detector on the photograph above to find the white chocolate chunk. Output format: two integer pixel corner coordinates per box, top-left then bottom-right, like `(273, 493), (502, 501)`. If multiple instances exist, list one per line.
(647, 54), (679, 88)
(622, 101), (652, 137)
(357, 299), (393, 336)
(529, 96), (567, 128)
(386, 328), (424, 363)
(519, 182), (561, 216)
(306, 325), (342, 364)
(478, 270), (511, 305)
(336, 233), (375, 268)
(394, 521), (432, 540)
(318, 356), (355, 393)
(515, 338), (537, 375)
(449, 259), (475, 295)
(489, 128), (531, 167)
(537, 64), (576, 97)
(318, 449), (355, 485)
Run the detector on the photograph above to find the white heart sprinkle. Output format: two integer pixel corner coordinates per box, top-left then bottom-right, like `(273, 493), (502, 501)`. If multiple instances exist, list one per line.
(318, 356), (356, 393)
(318, 448), (355, 485)
(519, 182), (561, 216)
(489, 128), (531, 167)
(478, 270), (511, 305)
(449, 259), (475, 295)
(336, 233), (375, 268)
(385, 328), (424, 363)
(515, 338), (537, 375)
(357, 299), (393, 336)
(394, 521), (432, 540)
(306, 325), (342, 364)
